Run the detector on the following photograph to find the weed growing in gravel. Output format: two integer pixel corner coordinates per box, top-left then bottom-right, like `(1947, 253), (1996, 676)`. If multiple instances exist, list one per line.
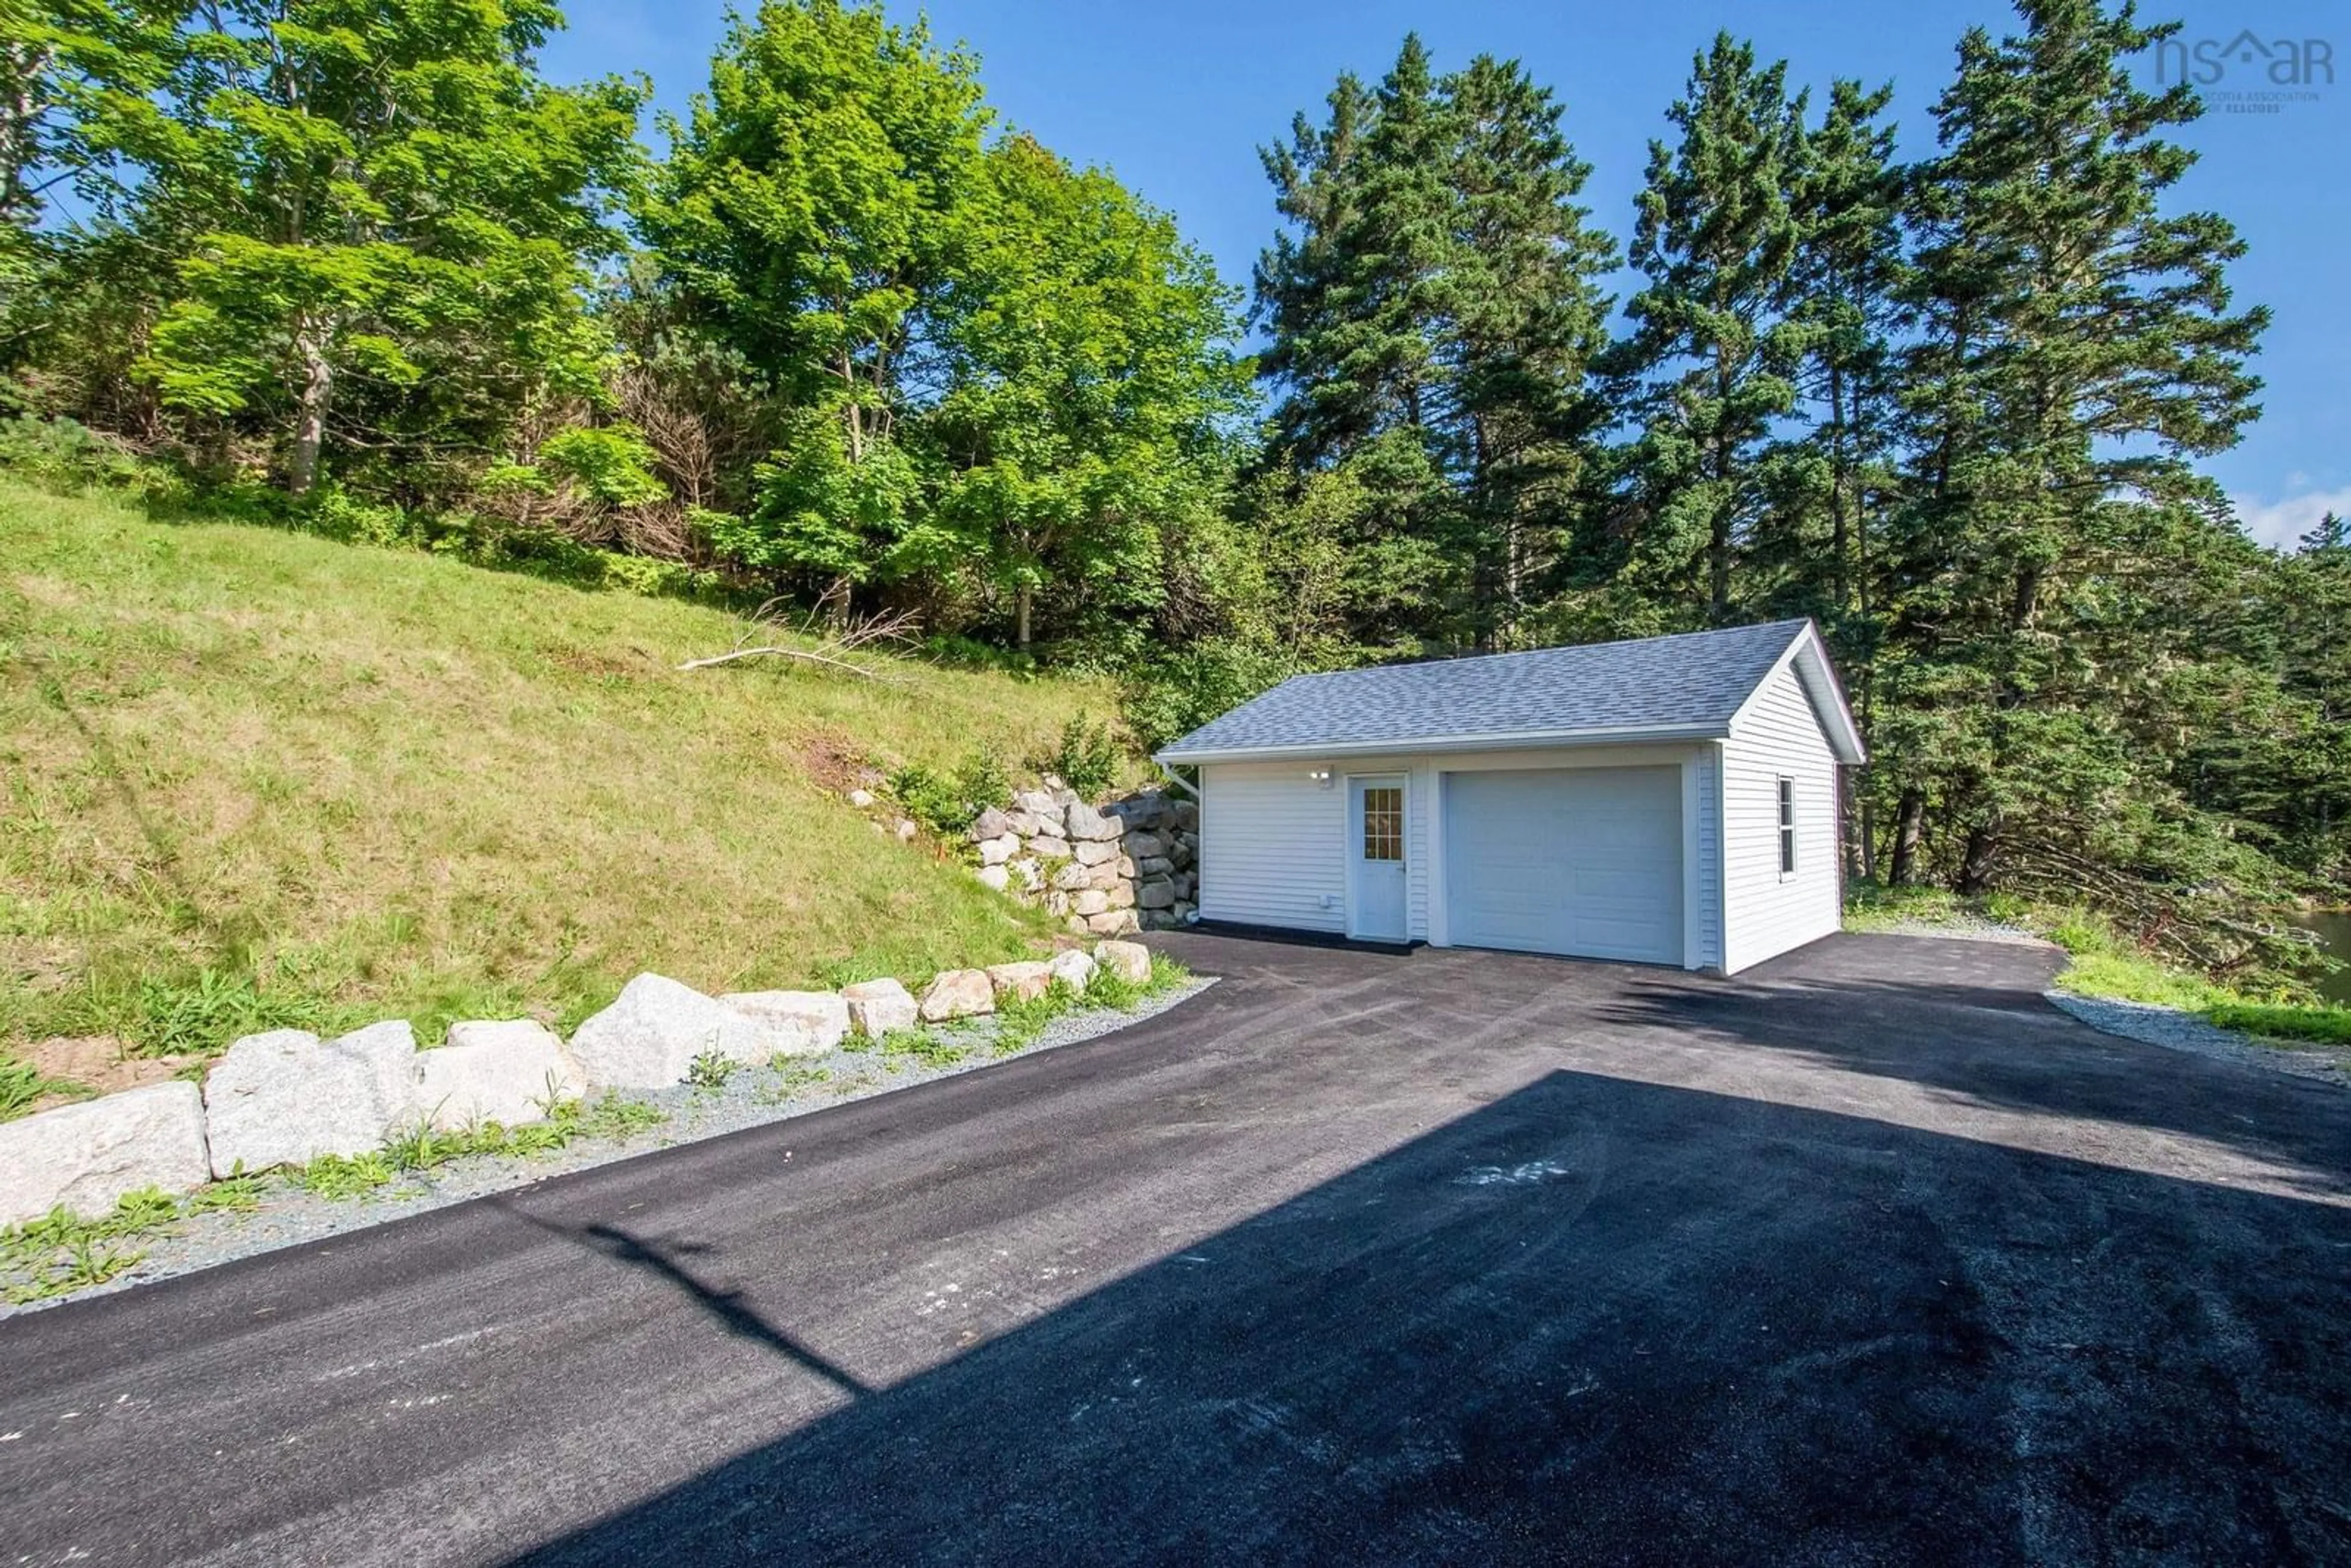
(1085, 953), (1189, 1013)
(1, 1186), (184, 1303)
(686, 1048), (740, 1090)
(186, 1174), (266, 1214)
(991, 980), (1085, 1055)
(298, 1092), (668, 1199)
(759, 1063), (831, 1103)
(566, 1092), (666, 1140)
(877, 1027), (966, 1067)
(298, 1150), (400, 1199)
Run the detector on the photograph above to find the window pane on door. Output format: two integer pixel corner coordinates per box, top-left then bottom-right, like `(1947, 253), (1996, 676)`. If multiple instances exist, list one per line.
(1362, 786), (1403, 861)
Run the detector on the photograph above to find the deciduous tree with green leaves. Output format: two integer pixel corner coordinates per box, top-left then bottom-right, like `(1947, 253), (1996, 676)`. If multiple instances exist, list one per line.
(930, 134), (1248, 650)
(53, 0), (642, 493)
(641, 0), (988, 598)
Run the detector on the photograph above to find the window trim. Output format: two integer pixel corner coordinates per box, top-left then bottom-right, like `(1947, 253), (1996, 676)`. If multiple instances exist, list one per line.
(1776, 775), (1798, 880)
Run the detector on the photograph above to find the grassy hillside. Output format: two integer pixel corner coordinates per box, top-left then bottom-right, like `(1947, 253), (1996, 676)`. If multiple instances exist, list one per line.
(0, 481), (1117, 1067)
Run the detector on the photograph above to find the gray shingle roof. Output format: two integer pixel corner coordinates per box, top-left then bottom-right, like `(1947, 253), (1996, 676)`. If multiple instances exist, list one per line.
(1158, 620), (1817, 760)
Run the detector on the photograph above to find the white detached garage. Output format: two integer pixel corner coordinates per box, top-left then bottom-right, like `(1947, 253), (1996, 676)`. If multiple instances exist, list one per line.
(1155, 620), (1866, 975)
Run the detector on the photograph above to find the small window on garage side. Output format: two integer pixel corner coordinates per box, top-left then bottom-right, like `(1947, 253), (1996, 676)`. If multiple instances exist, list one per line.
(1777, 777), (1797, 877)
(1362, 786), (1403, 862)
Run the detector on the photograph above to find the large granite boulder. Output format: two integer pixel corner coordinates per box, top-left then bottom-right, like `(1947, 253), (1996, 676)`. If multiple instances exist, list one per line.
(1047, 948), (1098, 992)
(977, 834), (1021, 867)
(1086, 910), (1141, 937)
(1, 1081), (212, 1224)
(1073, 838), (1120, 866)
(720, 991), (850, 1057)
(841, 978), (918, 1037)
(418, 1021), (584, 1130)
(986, 961), (1053, 1002)
(1137, 880), (1177, 910)
(976, 864), (1011, 892)
(568, 973), (760, 1089)
(203, 1022), (418, 1176)
(1064, 801), (1123, 842)
(969, 806), (1012, 842)
(1097, 940), (1153, 984)
(1122, 831), (1168, 862)
(918, 969), (996, 1022)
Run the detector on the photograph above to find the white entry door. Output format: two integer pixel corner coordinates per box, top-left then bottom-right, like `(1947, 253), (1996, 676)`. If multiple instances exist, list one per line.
(1444, 766), (1682, 965)
(1348, 775), (1409, 942)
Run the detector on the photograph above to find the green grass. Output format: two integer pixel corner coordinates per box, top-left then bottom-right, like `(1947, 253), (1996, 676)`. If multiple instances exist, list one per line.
(0, 480), (1118, 1063)
(2202, 1001), (2351, 1046)
(0, 1051), (91, 1122)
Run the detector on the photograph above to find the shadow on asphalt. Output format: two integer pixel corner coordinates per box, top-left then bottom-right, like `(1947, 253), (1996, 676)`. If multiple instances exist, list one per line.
(489, 1200), (875, 1397)
(508, 1067), (2351, 1566)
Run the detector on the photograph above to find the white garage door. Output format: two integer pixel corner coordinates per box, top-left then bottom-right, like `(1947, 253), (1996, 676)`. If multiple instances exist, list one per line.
(1444, 766), (1683, 966)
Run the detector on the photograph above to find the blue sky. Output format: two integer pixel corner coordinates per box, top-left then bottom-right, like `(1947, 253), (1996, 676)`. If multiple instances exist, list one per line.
(543, 0), (2348, 550)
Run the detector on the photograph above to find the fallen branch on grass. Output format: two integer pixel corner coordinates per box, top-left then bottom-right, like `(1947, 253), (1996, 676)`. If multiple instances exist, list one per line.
(677, 601), (917, 683)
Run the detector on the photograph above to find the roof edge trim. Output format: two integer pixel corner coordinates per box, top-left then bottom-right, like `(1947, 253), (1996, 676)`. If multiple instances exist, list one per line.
(1157, 721), (1727, 766)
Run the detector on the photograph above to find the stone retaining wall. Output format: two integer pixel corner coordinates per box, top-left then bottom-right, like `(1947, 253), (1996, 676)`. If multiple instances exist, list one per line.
(969, 783), (1199, 936)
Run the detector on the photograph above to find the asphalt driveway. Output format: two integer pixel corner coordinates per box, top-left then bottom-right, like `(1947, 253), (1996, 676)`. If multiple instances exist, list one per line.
(3, 931), (2348, 1566)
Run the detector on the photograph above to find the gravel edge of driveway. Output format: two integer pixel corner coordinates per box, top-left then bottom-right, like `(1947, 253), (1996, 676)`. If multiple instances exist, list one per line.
(2044, 990), (2350, 1089)
(1, 978), (1216, 1319)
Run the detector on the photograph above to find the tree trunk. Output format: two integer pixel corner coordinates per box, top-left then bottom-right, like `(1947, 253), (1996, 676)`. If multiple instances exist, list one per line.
(1016, 582), (1032, 650)
(1840, 770), (1864, 887)
(1955, 820), (1999, 894)
(1828, 365), (1850, 615)
(1858, 790), (1878, 884)
(1889, 787), (1925, 886)
(287, 318), (334, 498)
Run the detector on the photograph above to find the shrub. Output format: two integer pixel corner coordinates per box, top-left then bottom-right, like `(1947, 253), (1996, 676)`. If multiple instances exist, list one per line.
(0, 415), (151, 493)
(1035, 713), (1122, 799)
(889, 749), (1011, 839)
(1120, 641), (1295, 754)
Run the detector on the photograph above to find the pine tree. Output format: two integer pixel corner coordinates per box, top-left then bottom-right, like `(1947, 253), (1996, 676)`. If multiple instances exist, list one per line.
(1761, 78), (1905, 631)
(1441, 54), (1616, 648)
(1887, 0), (2268, 890)
(1253, 37), (1614, 650)
(1606, 34), (1809, 626)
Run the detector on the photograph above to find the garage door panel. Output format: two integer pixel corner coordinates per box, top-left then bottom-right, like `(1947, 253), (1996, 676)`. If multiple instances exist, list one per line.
(1445, 767), (1682, 965)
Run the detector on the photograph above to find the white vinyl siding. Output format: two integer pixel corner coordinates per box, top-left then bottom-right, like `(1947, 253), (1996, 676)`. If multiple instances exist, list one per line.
(1201, 745), (1719, 961)
(1721, 663), (1842, 971)
(1691, 745), (1723, 969)
(1197, 762), (1346, 932)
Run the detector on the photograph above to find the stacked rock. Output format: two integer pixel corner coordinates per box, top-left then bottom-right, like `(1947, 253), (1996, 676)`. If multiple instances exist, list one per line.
(967, 781), (1199, 935)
